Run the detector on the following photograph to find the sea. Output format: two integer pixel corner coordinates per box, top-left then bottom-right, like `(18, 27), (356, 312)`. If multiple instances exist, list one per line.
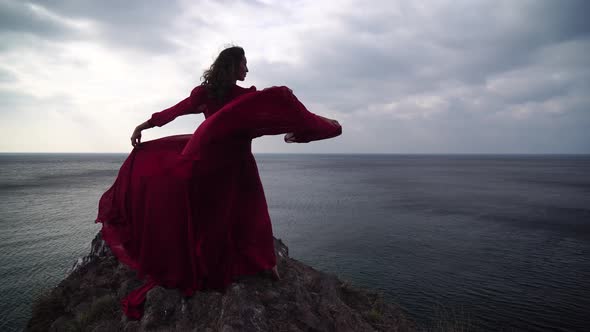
(0, 153), (589, 331)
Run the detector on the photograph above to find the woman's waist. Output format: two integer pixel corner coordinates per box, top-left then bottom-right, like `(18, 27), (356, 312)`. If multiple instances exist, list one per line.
(193, 137), (253, 160)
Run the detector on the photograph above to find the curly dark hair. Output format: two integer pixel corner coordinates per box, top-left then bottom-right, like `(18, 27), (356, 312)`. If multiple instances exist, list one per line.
(201, 46), (245, 104)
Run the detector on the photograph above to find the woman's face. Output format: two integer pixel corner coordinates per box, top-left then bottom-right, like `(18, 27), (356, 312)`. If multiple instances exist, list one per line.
(237, 56), (248, 81)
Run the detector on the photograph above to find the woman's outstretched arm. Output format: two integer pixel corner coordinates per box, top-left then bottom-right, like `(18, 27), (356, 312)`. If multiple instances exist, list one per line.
(130, 86), (207, 147)
(180, 86), (342, 158)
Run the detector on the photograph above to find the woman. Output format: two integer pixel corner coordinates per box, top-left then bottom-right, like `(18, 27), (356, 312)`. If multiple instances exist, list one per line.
(96, 46), (342, 319)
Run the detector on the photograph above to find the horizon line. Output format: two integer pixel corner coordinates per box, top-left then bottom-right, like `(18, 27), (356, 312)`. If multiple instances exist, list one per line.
(1, 152), (589, 156)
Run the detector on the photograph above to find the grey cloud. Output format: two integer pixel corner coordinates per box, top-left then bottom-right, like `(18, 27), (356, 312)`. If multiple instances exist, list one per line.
(425, 1), (590, 84)
(348, 96), (590, 153)
(0, 89), (73, 112)
(284, 1), (589, 111)
(29, 0), (186, 53)
(359, 1), (590, 84)
(0, 1), (76, 39)
(527, 1), (590, 43)
(252, 1), (589, 153)
(0, 88), (98, 129)
(0, 90), (33, 112)
(0, 0), (195, 54)
(0, 68), (17, 82)
(29, 0), (180, 26)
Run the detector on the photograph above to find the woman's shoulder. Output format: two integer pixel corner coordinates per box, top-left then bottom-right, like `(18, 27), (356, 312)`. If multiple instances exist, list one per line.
(235, 84), (257, 92)
(192, 84), (255, 92)
(190, 84), (207, 96)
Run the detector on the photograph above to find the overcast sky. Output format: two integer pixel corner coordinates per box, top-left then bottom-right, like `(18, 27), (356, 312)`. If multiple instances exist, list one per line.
(1, 0), (589, 153)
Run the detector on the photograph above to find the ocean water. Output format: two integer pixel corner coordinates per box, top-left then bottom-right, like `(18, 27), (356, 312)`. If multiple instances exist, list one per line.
(0, 153), (589, 331)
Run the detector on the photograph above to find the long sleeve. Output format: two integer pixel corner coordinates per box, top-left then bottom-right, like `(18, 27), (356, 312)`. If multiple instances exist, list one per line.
(148, 85), (207, 127)
(180, 86), (342, 159)
(245, 87), (342, 142)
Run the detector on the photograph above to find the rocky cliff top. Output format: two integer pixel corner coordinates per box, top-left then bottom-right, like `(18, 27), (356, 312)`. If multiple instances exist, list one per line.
(27, 232), (414, 331)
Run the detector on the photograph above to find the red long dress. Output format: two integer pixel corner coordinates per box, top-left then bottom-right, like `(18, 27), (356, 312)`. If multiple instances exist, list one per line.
(96, 84), (342, 319)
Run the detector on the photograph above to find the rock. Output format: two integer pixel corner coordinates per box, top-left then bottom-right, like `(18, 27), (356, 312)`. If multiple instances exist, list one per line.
(27, 232), (415, 331)
(91, 319), (120, 332)
(48, 315), (76, 332)
(142, 287), (182, 330)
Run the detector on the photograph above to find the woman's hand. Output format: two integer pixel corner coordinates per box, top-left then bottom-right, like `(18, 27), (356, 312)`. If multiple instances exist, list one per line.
(284, 132), (297, 143)
(131, 127), (142, 147)
(285, 117), (341, 143)
(131, 121), (153, 147)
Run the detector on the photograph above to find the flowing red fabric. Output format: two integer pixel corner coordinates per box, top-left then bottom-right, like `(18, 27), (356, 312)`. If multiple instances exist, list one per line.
(96, 85), (341, 319)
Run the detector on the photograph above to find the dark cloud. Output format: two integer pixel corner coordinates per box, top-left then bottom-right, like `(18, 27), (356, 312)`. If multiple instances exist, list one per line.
(262, 1), (590, 115)
(0, 0), (198, 53)
(425, 1), (590, 85)
(30, 0), (189, 53)
(0, 1), (77, 39)
(254, 1), (590, 153)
